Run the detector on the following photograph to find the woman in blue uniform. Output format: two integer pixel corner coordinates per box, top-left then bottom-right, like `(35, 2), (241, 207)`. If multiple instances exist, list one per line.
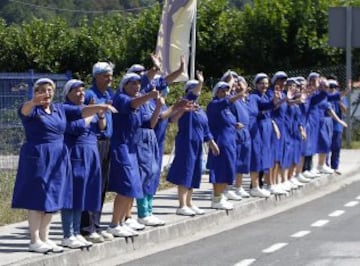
(222, 72), (251, 199)
(107, 73), (159, 237)
(207, 81), (245, 210)
(327, 79), (348, 173)
(247, 74), (279, 198)
(61, 79), (104, 249)
(135, 91), (164, 225)
(167, 71), (219, 216)
(12, 78), (115, 253)
(316, 78), (347, 173)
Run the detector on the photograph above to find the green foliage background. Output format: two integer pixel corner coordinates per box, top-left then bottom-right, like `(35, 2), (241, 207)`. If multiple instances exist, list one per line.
(0, 0), (359, 80)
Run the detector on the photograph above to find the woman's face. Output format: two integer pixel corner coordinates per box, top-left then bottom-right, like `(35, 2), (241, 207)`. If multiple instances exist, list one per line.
(216, 87), (229, 98)
(35, 83), (54, 106)
(67, 86), (85, 105)
(275, 78), (286, 89)
(308, 77), (319, 88)
(236, 81), (248, 95)
(256, 78), (269, 94)
(124, 80), (141, 97)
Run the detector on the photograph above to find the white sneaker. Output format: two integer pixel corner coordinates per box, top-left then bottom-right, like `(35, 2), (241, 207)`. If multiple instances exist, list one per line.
(149, 215), (166, 226)
(85, 232), (104, 243)
(61, 235), (85, 249)
(296, 173), (311, 183)
(250, 187), (270, 198)
(75, 235), (93, 247)
(122, 224), (139, 236)
(302, 170), (315, 178)
(107, 225), (135, 237)
(211, 198), (233, 210)
(317, 165), (334, 174)
(190, 205), (205, 215)
(45, 239), (64, 253)
(286, 180), (298, 189)
(268, 185), (288, 195)
(310, 168), (321, 177)
(176, 206), (196, 216)
(224, 190), (242, 201)
(29, 240), (52, 253)
(138, 215), (165, 226)
(235, 187), (250, 198)
(99, 230), (114, 241)
(125, 217), (146, 230)
(290, 178), (304, 187)
(280, 182), (292, 192)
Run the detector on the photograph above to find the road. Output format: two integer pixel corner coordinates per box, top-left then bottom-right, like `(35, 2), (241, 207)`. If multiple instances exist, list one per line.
(121, 177), (360, 266)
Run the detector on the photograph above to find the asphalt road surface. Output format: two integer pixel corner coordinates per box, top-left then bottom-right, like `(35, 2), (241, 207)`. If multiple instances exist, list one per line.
(121, 177), (360, 266)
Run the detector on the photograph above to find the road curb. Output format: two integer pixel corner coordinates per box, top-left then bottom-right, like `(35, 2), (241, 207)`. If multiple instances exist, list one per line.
(14, 165), (360, 266)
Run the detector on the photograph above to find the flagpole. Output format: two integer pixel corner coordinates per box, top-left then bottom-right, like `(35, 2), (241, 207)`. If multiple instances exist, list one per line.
(190, 0), (197, 79)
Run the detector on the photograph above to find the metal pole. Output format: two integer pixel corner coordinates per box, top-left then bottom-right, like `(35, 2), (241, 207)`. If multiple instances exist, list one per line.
(190, 0), (197, 79)
(345, 6), (352, 147)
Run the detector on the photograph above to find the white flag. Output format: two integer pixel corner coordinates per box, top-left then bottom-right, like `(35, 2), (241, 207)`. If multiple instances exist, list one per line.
(156, 0), (197, 82)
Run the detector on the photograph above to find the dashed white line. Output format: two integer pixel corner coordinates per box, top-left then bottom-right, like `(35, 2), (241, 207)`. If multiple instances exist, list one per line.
(356, 196), (360, 200)
(328, 210), (345, 217)
(262, 243), (288, 253)
(233, 259), (256, 266)
(311, 220), (329, 227)
(344, 201), (359, 207)
(291, 230), (311, 238)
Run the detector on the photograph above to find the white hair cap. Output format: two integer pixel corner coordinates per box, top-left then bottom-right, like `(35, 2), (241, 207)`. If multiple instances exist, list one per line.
(92, 62), (114, 76)
(183, 80), (199, 92)
(33, 78), (56, 92)
(118, 73), (141, 92)
(271, 71), (288, 84)
(62, 79), (85, 101)
(126, 64), (146, 74)
(212, 81), (230, 97)
(253, 73), (269, 86)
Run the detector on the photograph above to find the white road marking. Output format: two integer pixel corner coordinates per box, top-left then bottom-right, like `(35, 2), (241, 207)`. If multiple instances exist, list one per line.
(262, 243), (288, 253)
(344, 201), (359, 207)
(291, 230), (311, 238)
(311, 220), (329, 227)
(233, 259), (256, 266)
(356, 196), (360, 200)
(328, 210), (345, 217)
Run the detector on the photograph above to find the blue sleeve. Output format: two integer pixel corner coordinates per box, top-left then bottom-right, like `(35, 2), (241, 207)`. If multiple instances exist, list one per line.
(17, 103), (36, 121)
(63, 104), (82, 121)
(65, 119), (86, 136)
(113, 93), (132, 114)
(310, 91), (327, 105)
(203, 121), (213, 142)
(258, 96), (274, 111)
(327, 92), (340, 102)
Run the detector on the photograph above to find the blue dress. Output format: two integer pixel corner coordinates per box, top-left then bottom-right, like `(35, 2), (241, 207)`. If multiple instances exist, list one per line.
(247, 93), (274, 172)
(12, 103), (82, 212)
(229, 98), (251, 174)
(317, 99), (333, 154)
(136, 101), (160, 196)
(84, 85), (113, 139)
(269, 90), (288, 168)
(64, 102), (102, 211)
(255, 91), (274, 171)
(167, 94), (213, 189)
(108, 91), (143, 198)
(207, 97), (237, 184)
